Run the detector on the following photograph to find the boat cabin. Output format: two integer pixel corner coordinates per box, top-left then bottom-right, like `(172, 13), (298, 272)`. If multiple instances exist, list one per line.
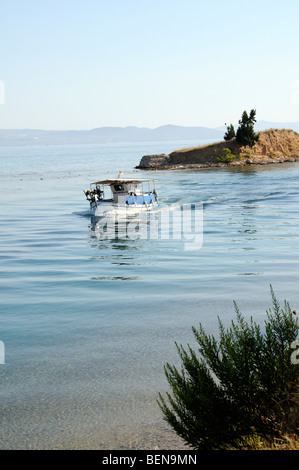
(84, 179), (157, 207)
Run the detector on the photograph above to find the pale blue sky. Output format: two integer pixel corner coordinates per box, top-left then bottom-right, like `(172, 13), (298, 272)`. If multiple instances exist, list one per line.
(1, 0), (299, 129)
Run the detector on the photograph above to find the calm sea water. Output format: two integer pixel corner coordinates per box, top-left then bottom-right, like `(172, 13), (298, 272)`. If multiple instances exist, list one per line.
(1, 140), (299, 449)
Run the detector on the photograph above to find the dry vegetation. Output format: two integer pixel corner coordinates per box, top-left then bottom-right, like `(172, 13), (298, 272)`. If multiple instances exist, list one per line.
(239, 433), (299, 450)
(238, 128), (299, 161)
(137, 128), (299, 169)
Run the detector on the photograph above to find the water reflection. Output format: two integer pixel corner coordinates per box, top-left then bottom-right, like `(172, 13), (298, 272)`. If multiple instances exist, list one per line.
(88, 213), (150, 252)
(224, 166), (258, 176)
(88, 203), (203, 253)
(90, 276), (141, 281)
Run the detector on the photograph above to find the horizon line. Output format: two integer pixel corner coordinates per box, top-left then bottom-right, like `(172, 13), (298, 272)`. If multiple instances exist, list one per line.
(0, 120), (299, 132)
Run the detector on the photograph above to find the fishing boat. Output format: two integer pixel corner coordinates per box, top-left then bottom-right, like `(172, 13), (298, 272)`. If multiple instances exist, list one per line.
(84, 173), (158, 216)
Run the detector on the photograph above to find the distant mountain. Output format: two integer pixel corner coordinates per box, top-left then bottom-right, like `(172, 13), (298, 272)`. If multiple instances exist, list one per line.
(0, 125), (223, 147)
(0, 122), (298, 147)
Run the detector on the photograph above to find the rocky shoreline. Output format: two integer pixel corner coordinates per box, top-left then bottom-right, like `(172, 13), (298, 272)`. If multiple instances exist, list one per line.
(136, 129), (299, 170)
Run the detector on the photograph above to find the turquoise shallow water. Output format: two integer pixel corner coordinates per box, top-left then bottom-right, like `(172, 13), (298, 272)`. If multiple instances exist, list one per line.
(1, 141), (299, 449)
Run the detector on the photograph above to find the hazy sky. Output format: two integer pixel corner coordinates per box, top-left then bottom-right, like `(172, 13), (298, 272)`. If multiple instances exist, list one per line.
(1, 0), (299, 129)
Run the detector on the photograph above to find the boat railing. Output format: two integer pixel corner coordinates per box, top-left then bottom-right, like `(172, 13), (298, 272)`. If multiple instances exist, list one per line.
(126, 193), (156, 205)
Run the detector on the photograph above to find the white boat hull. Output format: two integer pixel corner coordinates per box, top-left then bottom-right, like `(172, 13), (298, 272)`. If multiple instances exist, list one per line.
(92, 200), (157, 217)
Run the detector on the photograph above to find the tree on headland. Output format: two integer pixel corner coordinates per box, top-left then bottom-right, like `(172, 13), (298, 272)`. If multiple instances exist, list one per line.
(236, 109), (259, 147)
(158, 287), (299, 450)
(224, 123), (236, 141)
(223, 109), (259, 148)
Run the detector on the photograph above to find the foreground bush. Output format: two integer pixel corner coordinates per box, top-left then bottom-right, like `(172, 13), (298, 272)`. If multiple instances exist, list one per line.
(158, 287), (299, 450)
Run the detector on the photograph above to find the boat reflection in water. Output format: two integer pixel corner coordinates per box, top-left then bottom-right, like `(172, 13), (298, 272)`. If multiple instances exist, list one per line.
(89, 203), (203, 252)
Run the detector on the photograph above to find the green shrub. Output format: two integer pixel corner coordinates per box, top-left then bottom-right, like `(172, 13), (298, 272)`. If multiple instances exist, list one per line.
(217, 148), (237, 163)
(158, 287), (299, 450)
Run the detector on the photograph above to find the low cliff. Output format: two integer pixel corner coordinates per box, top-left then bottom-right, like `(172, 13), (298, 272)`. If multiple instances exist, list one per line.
(136, 129), (299, 170)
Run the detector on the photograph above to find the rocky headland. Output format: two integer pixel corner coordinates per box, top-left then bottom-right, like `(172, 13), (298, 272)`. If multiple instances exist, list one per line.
(136, 129), (299, 170)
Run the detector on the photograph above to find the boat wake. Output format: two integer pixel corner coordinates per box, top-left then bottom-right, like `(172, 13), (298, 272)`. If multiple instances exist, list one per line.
(74, 201), (183, 221)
